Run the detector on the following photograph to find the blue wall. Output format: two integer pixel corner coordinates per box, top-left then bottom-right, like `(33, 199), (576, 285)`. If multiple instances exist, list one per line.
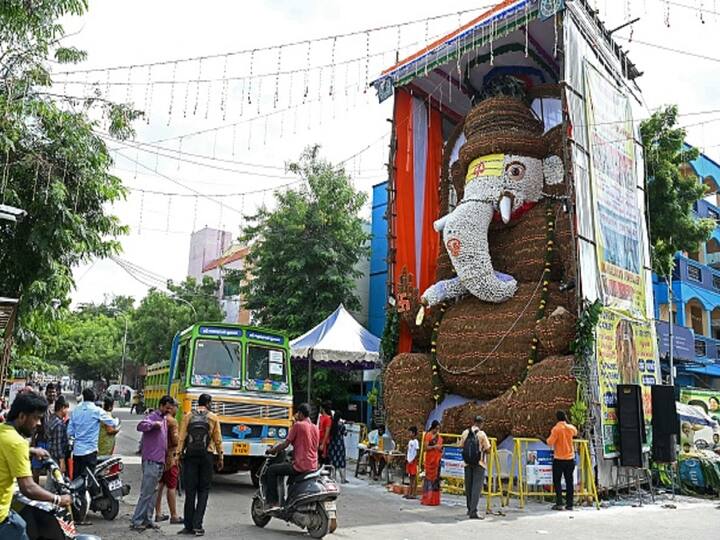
(368, 182), (388, 338)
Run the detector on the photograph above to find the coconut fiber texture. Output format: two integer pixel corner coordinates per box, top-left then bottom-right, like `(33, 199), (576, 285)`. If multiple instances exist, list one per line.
(383, 353), (437, 450)
(442, 390), (513, 441)
(509, 354), (577, 439)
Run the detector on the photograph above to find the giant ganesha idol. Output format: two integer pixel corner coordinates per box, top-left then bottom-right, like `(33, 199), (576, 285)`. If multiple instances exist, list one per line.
(384, 88), (579, 448)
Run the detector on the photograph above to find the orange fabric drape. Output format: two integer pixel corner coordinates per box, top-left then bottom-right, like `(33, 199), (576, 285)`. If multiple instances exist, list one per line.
(393, 89), (415, 354)
(419, 107), (442, 294)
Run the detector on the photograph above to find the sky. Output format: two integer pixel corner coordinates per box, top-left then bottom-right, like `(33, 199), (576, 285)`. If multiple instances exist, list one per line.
(61, 0), (720, 307)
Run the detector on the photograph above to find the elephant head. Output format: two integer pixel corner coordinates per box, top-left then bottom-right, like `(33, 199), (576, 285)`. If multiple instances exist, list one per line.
(421, 151), (564, 307)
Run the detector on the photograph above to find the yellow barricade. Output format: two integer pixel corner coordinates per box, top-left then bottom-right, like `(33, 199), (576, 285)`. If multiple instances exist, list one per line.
(417, 431), (503, 513)
(505, 437), (599, 509)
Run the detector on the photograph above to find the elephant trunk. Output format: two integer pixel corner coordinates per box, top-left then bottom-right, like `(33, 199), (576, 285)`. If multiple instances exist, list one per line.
(444, 199), (517, 304)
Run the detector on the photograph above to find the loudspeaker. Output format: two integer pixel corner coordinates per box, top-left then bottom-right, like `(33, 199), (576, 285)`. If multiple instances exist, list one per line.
(651, 385), (677, 435)
(652, 433), (677, 463)
(617, 384), (643, 467)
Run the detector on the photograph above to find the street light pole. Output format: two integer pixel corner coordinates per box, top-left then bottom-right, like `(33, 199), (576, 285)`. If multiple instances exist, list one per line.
(667, 275), (674, 386)
(120, 316), (128, 386)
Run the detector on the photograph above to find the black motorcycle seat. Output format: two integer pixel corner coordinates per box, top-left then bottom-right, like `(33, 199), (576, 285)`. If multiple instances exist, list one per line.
(96, 455), (113, 463)
(290, 469), (322, 483)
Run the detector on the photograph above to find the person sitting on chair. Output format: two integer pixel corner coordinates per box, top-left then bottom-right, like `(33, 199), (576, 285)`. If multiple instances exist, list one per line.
(263, 403), (319, 511)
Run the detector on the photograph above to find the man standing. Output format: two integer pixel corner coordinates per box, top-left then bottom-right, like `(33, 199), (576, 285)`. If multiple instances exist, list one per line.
(264, 403), (319, 510)
(460, 415), (491, 520)
(68, 388), (119, 487)
(131, 395), (175, 531)
(0, 393), (72, 539)
(155, 399), (182, 524)
(46, 397), (70, 474)
(31, 383), (57, 483)
(97, 397), (120, 456)
(176, 393), (223, 536)
(546, 410), (578, 511)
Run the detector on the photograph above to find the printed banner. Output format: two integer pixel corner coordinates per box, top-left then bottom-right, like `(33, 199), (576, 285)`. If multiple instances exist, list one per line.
(525, 449), (578, 486)
(440, 446), (465, 479)
(679, 387), (720, 453)
(584, 61), (646, 318)
(596, 311), (659, 456)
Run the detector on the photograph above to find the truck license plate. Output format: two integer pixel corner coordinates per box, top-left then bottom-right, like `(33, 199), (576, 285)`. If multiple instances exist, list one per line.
(233, 442), (250, 455)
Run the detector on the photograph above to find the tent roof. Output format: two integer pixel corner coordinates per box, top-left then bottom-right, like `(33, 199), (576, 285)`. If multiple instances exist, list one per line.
(290, 305), (380, 368)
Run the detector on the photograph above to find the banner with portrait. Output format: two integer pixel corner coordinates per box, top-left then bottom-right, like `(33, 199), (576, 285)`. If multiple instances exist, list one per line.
(596, 311), (660, 456)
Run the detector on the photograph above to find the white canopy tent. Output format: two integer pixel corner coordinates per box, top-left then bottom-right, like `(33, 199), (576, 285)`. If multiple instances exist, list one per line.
(290, 304), (380, 402)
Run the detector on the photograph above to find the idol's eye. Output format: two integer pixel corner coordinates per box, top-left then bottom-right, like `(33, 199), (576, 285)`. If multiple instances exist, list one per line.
(506, 162), (526, 180)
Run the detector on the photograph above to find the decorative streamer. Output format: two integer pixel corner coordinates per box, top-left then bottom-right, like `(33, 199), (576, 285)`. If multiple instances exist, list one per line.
(221, 54), (229, 120)
(257, 77), (263, 115)
(138, 191), (145, 233)
(329, 37), (337, 97)
(104, 70), (110, 99)
(182, 80), (190, 118)
(166, 195), (172, 232)
(274, 47), (282, 108)
(248, 50), (255, 104)
(193, 58), (203, 115)
(396, 25), (402, 62)
(204, 77), (212, 120)
(240, 78), (245, 116)
(125, 66), (133, 104)
(192, 195), (198, 231)
(167, 62), (177, 126)
(303, 41), (311, 103)
(176, 137), (183, 172)
(144, 66), (154, 124)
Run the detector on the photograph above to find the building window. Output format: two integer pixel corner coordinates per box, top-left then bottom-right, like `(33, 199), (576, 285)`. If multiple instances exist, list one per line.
(708, 208), (720, 222)
(713, 275), (720, 291)
(688, 265), (702, 282)
(695, 338), (707, 357)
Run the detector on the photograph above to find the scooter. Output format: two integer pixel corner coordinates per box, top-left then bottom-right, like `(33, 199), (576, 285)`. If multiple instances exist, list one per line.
(12, 458), (101, 540)
(71, 455), (131, 521)
(251, 450), (339, 539)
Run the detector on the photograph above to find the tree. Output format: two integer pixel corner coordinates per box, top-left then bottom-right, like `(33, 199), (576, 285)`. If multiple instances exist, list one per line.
(0, 1), (140, 354)
(240, 146), (369, 403)
(129, 277), (224, 367)
(240, 145), (370, 335)
(640, 106), (714, 277)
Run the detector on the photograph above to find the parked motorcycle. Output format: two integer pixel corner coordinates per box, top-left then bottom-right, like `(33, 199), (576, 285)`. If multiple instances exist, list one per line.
(251, 450), (339, 539)
(12, 458), (101, 540)
(74, 455), (131, 520)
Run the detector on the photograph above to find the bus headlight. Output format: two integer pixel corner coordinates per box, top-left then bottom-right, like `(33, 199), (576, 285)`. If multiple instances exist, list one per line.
(278, 428), (287, 439)
(267, 428), (277, 438)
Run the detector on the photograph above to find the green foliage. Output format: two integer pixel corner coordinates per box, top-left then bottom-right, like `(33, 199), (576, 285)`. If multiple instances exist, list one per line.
(240, 145), (370, 336)
(570, 299), (603, 358)
(380, 306), (399, 362)
(640, 105), (715, 277)
(129, 277), (223, 367)
(0, 0), (141, 355)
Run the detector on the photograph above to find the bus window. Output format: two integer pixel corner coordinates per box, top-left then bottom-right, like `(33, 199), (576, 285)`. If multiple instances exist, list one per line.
(245, 346), (289, 393)
(191, 339), (242, 388)
(176, 343), (190, 382)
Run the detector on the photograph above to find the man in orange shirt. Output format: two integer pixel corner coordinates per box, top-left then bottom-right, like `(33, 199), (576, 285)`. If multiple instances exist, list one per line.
(546, 410), (578, 511)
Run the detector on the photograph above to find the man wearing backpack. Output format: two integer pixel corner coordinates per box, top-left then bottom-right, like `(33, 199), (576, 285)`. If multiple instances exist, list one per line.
(176, 393), (222, 537)
(460, 415), (491, 520)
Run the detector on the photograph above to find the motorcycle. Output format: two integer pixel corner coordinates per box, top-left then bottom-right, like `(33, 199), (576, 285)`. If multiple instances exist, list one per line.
(69, 455), (131, 521)
(12, 458), (101, 540)
(251, 450), (339, 539)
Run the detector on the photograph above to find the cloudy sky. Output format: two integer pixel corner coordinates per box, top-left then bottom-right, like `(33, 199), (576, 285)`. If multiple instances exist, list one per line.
(62, 0), (720, 306)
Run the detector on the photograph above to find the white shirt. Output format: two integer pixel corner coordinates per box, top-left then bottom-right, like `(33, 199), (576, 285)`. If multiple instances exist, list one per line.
(406, 438), (419, 463)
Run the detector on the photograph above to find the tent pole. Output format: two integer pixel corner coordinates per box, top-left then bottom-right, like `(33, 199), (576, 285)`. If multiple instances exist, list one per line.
(307, 349), (312, 404)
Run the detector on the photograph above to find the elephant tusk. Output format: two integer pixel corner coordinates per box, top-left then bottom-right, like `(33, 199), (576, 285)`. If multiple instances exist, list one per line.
(499, 194), (513, 224)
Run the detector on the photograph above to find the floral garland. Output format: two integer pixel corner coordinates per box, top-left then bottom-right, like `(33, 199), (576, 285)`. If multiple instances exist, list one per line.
(429, 302), (448, 405)
(380, 304), (400, 362)
(512, 202), (556, 393)
(569, 299), (603, 432)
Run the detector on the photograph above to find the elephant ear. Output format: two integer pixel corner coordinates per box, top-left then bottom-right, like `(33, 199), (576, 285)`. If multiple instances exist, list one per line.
(543, 155), (564, 186)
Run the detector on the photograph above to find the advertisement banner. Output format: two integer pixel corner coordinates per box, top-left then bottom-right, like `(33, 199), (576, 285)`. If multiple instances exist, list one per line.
(596, 311), (659, 456)
(440, 446), (465, 479)
(584, 61), (646, 318)
(525, 449), (578, 486)
(679, 387), (720, 451)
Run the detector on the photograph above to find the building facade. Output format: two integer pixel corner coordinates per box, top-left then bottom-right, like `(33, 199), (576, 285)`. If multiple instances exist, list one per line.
(653, 148), (720, 389)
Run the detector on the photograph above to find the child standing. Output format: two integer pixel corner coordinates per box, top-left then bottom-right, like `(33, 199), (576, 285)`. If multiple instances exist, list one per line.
(404, 426), (419, 499)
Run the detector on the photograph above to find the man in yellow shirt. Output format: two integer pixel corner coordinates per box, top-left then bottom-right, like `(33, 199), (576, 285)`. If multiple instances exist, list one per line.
(0, 393), (72, 539)
(546, 410), (578, 511)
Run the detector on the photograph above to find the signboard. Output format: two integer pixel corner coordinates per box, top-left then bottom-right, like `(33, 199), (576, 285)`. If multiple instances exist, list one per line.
(440, 446), (465, 479)
(526, 449), (578, 486)
(199, 326), (243, 337)
(584, 61), (646, 318)
(655, 321), (695, 361)
(246, 331), (284, 344)
(596, 311), (659, 456)
(679, 387), (720, 451)
(269, 350), (284, 375)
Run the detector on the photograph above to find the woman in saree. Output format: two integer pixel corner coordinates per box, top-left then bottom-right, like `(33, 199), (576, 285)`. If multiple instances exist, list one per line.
(421, 420), (443, 506)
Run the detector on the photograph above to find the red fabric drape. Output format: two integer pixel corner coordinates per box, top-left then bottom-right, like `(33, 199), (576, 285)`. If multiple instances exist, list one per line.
(419, 107), (442, 294)
(393, 89), (415, 354)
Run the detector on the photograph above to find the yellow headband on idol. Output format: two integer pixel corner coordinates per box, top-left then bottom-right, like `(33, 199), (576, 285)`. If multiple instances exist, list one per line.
(465, 153), (505, 185)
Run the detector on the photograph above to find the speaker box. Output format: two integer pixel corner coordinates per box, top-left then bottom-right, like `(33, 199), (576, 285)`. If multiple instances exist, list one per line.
(652, 433), (677, 463)
(617, 384), (643, 467)
(651, 385), (677, 435)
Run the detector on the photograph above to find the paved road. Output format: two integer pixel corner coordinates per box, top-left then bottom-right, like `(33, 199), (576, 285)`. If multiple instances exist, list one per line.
(83, 408), (719, 540)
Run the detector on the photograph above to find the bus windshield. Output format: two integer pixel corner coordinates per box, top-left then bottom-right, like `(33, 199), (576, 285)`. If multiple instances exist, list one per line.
(245, 345), (289, 393)
(191, 338), (242, 388)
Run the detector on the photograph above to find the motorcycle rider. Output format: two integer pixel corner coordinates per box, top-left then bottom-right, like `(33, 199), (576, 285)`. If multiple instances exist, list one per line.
(263, 403), (319, 511)
(0, 392), (72, 539)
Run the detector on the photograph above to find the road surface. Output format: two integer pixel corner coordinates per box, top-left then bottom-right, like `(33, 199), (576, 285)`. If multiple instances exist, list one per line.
(81, 407), (719, 540)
